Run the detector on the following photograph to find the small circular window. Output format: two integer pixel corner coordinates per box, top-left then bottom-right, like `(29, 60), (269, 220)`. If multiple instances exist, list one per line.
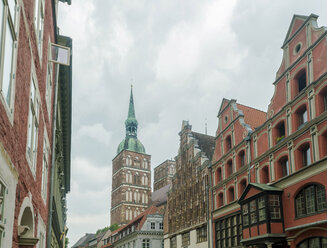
(295, 43), (302, 54)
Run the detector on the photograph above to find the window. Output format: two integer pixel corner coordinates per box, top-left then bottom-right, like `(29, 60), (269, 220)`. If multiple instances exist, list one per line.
(275, 121), (285, 143)
(142, 239), (150, 248)
(296, 70), (307, 93)
(261, 166), (269, 184)
(26, 73), (40, 174)
(295, 184), (326, 218)
(215, 214), (242, 248)
(218, 192), (224, 207)
(324, 94), (327, 112)
(301, 145), (311, 167)
(227, 160), (233, 177)
(258, 196), (266, 221)
(250, 200), (257, 224)
(41, 137), (49, 202)
(150, 222), (155, 229)
(238, 150), (246, 168)
(196, 226), (207, 243)
(242, 204), (249, 226)
(279, 157), (289, 178)
(0, 181), (6, 223)
(216, 167), (222, 184)
(182, 232), (190, 247)
(225, 136), (232, 152)
(296, 237), (327, 248)
(228, 187), (235, 203)
(269, 195), (281, 219)
(159, 222), (163, 229)
(297, 106), (308, 129)
(0, 0), (18, 113)
(170, 236), (176, 248)
(34, 0), (45, 57)
(239, 179), (247, 195)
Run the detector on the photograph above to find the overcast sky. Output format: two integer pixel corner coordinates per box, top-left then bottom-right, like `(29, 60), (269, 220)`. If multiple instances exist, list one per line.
(57, 0), (327, 246)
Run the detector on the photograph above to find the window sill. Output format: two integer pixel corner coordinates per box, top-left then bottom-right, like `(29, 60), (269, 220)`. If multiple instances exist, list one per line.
(294, 209), (327, 220)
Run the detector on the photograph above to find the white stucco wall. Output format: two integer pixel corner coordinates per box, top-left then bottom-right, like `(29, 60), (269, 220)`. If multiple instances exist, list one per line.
(0, 143), (18, 248)
(164, 229), (208, 248)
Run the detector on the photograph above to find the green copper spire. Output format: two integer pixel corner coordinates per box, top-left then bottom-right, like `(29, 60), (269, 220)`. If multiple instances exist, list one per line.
(117, 86), (145, 154)
(125, 86), (138, 137)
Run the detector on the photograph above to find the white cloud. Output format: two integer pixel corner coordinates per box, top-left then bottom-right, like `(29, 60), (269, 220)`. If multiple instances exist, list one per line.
(77, 123), (112, 145)
(58, 0), (327, 246)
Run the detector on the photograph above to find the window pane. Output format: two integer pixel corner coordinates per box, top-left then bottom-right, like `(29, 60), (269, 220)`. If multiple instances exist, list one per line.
(296, 192), (305, 216)
(316, 185), (327, 211)
(2, 20), (14, 106)
(305, 186), (315, 214)
(309, 237), (320, 248)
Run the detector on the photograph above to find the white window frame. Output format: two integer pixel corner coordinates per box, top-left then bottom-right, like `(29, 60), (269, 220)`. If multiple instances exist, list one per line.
(41, 132), (49, 203)
(34, 0), (45, 59)
(26, 66), (40, 177)
(0, 0), (19, 122)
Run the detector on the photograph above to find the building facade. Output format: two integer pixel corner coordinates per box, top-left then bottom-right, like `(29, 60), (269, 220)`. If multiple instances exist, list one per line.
(107, 205), (163, 248)
(111, 88), (152, 226)
(165, 121), (215, 248)
(211, 14), (327, 248)
(0, 0), (72, 248)
(153, 160), (175, 192)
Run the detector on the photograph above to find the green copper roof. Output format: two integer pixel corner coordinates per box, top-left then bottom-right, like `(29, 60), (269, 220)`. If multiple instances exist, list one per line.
(117, 87), (145, 154)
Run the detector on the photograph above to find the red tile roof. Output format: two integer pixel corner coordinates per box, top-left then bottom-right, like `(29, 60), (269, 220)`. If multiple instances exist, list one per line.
(236, 103), (267, 130)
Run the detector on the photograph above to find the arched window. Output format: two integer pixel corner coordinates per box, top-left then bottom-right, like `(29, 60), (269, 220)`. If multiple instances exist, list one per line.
(218, 192), (224, 207)
(320, 130), (327, 158)
(295, 69), (307, 94)
(261, 166), (269, 184)
(239, 179), (247, 195)
(238, 150), (246, 169)
(126, 156), (132, 166)
(228, 187), (235, 203)
(276, 156), (289, 179)
(298, 143), (311, 167)
(295, 105), (308, 129)
(225, 135), (232, 152)
(227, 159), (233, 178)
(296, 237), (327, 248)
(275, 121), (286, 144)
(143, 159), (148, 169)
(295, 184), (327, 217)
(317, 86), (327, 115)
(216, 167), (222, 184)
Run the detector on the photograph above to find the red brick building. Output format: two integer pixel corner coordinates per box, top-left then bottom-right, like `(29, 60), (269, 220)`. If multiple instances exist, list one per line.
(211, 14), (327, 248)
(111, 88), (152, 226)
(0, 0), (72, 247)
(153, 160), (175, 192)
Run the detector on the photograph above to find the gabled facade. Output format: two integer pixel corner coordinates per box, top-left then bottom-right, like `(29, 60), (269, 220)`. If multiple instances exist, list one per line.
(165, 121), (215, 248)
(111, 88), (152, 226)
(107, 205), (163, 248)
(211, 14), (327, 248)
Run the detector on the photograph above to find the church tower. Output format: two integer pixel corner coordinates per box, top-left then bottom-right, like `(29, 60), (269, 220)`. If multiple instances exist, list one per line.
(110, 87), (152, 226)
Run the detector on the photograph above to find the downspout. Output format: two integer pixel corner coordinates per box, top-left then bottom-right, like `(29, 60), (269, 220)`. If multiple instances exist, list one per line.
(46, 63), (60, 248)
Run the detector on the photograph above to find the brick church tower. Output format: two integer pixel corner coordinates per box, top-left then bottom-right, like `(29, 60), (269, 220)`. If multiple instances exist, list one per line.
(110, 87), (152, 226)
